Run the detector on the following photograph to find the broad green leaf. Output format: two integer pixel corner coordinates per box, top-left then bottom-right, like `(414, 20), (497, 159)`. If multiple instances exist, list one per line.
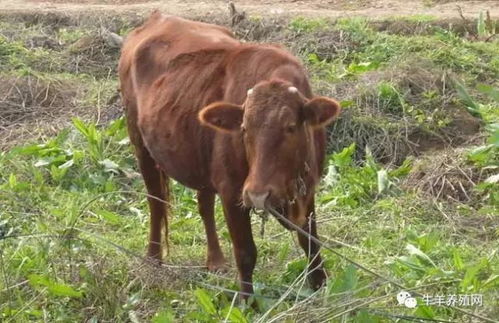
(152, 309), (175, 323)
(278, 243), (290, 263)
(452, 250), (464, 271)
(221, 306), (248, 323)
(406, 244), (436, 267)
(452, 78), (480, 115)
(8, 173), (17, 188)
(34, 159), (50, 167)
(284, 258), (307, 282)
(460, 258), (488, 291)
(389, 157), (413, 178)
(329, 264), (358, 294)
(58, 159), (74, 169)
(1, 308), (42, 318)
(95, 210), (122, 225)
(467, 143), (497, 167)
(28, 274), (82, 298)
(396, 256), (426, 272)
(346, 61), (378, 75)
(377, 169), (389, 194)
(332, 143), (355, 168)
(477, 11), (486, 36)
(10, 143), (44, 156)
(105, 117), (125, 136)
(323, 165), (338, 187)
(365, 146), (377, 170)
(340, 100), (354, 108)
(194, 289), (217, 315)
(72, 118), (89, 137)
(99, 159), (119, 172)
(118, 137), (130, 145)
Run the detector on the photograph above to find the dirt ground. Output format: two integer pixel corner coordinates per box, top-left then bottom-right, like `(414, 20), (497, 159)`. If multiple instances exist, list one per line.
(1, 0), (498, 19)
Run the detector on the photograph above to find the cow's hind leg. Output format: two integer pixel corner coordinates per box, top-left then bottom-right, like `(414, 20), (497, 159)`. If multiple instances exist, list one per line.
(197, 190), (227, 271)
(136, 146), (170, 261)
(122, 95), (169, 261)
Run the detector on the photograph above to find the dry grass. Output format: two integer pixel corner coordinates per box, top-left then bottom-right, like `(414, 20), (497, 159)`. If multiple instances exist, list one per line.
(402, 147), (490, 202)
(369, 18), (476, 36)
(451, 211), (498, 242)
(64, 31), (121, 77)
(0, 11), (485, 161)
(0, 10), (143, 30)
(324, 61), (482, 164)
(0, 75), (86, 150)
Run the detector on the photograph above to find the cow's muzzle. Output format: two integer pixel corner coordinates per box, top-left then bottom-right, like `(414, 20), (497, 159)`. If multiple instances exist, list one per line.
(244, 190), (269, 210)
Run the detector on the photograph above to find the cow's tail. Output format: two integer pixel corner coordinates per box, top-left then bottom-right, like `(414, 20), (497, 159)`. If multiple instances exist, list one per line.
(163, 175), (170, 257)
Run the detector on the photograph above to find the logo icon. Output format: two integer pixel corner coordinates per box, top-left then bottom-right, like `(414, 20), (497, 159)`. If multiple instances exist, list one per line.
(397, 291), (417, 308)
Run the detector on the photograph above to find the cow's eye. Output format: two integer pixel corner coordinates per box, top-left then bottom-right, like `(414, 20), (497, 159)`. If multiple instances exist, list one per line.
(286, 125), (296, 134)
(241, 125), (246, 133)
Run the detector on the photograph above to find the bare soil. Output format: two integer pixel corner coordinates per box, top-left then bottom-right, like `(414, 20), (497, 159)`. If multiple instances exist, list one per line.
(1, 0), (498, 19)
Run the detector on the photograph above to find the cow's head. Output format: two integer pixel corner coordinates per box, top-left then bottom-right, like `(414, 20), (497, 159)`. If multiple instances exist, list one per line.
(199, 80), (340, 227)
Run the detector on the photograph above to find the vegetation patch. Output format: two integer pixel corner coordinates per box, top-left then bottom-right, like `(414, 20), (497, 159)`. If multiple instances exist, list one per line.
(0, 74), (83, 149)
(403, 148), (489, 202)
(0, 9), (498, 322)
(368, 16), (497, 37)
(64, 31), (121, 77)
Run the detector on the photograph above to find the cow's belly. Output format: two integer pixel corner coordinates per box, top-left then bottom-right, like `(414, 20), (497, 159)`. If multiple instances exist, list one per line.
(139, 111), (213, 191)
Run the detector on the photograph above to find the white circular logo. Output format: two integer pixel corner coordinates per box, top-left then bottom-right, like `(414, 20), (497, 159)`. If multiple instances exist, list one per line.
(404, 297), (417, 308)
(397, 291), (411, 305)
(397, 291), (417, 308)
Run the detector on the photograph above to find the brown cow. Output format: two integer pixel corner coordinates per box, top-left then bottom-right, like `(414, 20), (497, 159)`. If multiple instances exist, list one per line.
(118, 12), (340, 298)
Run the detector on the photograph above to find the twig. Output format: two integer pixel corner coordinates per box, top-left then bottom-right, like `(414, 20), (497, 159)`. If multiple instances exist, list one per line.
(228, 1), (246, 27)
(456, 5), (475, 40)
(224, 292), (239, 323)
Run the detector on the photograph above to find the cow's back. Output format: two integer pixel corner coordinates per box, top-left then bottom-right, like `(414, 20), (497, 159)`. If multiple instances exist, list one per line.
(118, 13), (240, 190)
(119, 12), (238, 97)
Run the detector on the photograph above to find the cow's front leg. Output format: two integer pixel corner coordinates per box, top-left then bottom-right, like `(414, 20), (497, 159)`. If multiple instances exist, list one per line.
(297, 200), (327, 290)
(221, 196), (257, 299)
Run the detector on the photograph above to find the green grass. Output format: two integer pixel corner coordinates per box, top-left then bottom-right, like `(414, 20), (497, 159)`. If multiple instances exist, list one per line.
(1, 117), (497, 321)
(1, 14), (498, 322)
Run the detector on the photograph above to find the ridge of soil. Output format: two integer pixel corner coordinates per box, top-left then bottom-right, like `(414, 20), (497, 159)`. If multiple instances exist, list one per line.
(1, 0), (498, 20)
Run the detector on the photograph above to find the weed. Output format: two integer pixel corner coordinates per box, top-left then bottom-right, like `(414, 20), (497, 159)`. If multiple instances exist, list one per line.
(289, 17), (329, 33)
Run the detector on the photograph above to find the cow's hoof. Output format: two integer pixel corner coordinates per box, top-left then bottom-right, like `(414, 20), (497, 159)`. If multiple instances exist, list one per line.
(309, 268), (327, 290)
(146, 255), (163, 267)
(207, 256), (228, 272)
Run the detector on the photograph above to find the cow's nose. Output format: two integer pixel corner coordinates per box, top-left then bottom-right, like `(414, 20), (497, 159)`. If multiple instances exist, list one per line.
(247, 191), (269, 210)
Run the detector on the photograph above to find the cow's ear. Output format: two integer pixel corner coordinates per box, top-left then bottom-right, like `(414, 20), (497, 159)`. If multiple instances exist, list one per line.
(199, 102), (244, 132)
(303, 97), (341, 127)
